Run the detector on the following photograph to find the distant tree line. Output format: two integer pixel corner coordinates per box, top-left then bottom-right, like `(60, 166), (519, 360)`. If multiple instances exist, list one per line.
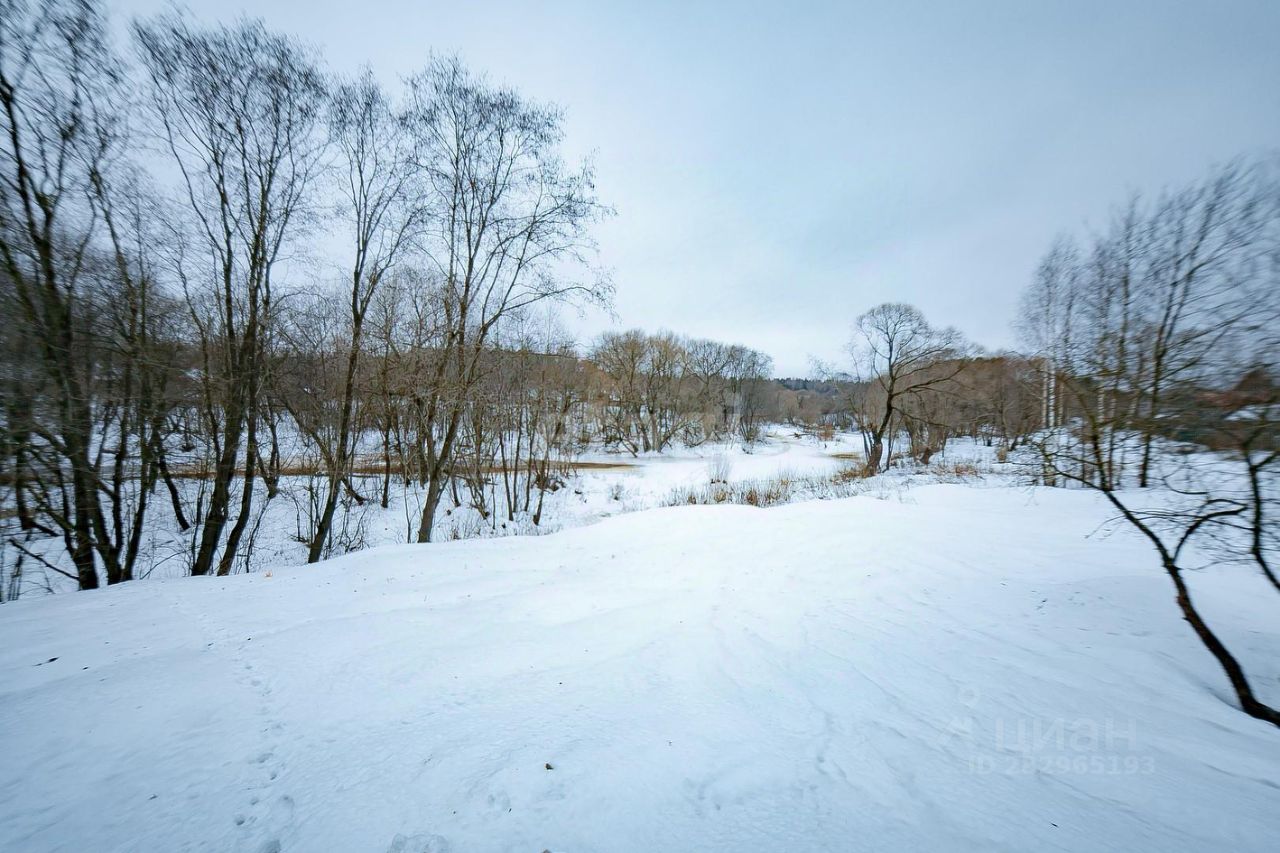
(591, 330), (774, 453)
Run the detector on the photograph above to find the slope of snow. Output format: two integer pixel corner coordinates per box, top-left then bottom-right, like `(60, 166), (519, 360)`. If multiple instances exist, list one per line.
(1, 486), (1277, 852)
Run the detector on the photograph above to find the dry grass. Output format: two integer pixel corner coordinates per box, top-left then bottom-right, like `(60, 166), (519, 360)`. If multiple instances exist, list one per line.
(667, 478), (792, 508)
(664, 454), (993, 510)
(830, 465), (869, 483)
(921, 460), (984, 479)
(664, 466), (868, 509)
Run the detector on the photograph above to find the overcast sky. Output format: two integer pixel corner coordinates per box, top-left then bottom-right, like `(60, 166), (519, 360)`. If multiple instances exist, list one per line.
(117, 0), (1280, 375)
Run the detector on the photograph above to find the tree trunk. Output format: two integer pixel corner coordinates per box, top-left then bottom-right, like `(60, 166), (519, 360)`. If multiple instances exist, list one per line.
(307, 475), (341, 564)
(217, 419), (259, 577)
(865, 440), (884, 474)
(1165, 560), (1280, 726)
(191, 420), (241, 576)
(1245, 459), (1280, 594)
(156, 450), (190, 531)
(417, 474), (446, 543)
(380, 424), (392, 509)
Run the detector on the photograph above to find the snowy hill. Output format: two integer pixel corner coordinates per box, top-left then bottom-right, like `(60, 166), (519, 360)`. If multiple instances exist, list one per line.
(2, 486), (1278, 852)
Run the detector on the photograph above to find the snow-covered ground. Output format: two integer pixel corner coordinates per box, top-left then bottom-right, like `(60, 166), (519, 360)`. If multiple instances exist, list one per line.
(4, 426), (1027, 597)
(9, 428), (978, 593)
(2, 482), (1278, 852)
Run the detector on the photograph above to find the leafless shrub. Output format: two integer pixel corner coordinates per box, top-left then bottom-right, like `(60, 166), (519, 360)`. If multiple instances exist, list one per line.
(665, 468), (858, 508)
(708, 454), (733, 485)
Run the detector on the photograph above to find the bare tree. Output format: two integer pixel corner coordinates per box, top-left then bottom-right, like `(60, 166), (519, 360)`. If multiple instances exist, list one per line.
(1130, 164), (1273, 486)
(133, 14), (327, 575)
(1018, 159), (1280, 727)
(848, 303), (967, 473)
(1, 0), (123, 588)
(402, 57), (608, 543)
(283, 69), (419, 563)
(591, 330), (692, 454)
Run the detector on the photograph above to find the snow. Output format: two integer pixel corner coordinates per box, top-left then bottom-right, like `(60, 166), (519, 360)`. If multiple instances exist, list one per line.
(2, 428), (1015, 596)
(2, 483), (1278, 852)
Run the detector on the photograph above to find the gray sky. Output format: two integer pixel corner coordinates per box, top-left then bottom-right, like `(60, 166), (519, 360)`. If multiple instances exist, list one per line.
(118, 0), (1280, 375)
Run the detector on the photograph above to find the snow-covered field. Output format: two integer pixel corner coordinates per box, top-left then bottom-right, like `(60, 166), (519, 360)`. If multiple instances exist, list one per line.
(3, 428), (1017, 596)
(1, 429), (910, 593)
(2, 476), (1278, 852)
